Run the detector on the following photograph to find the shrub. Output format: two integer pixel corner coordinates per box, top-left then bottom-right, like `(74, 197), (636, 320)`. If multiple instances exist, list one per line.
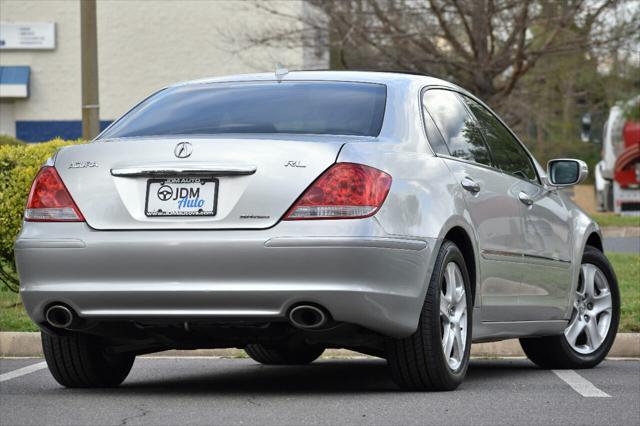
(624, 97), (640, 121)
(0, 139), (84, 291)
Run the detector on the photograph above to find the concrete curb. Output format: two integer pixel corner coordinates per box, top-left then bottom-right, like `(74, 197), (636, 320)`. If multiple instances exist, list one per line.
(1, 331), (638, 358)
(601, 226), (640, 237)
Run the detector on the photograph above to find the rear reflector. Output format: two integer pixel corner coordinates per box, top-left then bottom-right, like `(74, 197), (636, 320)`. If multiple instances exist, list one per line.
(284, 162), (392, 220)
(25, 166), (84, 222)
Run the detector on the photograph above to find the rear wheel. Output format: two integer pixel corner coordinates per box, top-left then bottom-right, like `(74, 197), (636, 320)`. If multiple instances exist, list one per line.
(386, 240), (473, 391)
(41, 331), (135, 388)
(520, 246), (619, 369)
(245, 343), (324, 365)
(604, 183), (614, 212)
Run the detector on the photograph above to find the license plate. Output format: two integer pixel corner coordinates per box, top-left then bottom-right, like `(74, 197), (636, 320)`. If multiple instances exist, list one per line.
(145, 177), (218, 217)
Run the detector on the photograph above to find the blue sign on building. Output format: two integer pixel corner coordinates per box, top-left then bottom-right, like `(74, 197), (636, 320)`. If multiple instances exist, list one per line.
(16, 120), (113, 142)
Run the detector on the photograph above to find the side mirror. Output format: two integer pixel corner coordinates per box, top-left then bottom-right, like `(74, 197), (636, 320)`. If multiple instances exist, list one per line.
(547, 159), (588, 187)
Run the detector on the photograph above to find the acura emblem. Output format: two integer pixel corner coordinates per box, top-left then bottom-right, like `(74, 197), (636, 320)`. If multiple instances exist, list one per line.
(174, 142), (192, 158)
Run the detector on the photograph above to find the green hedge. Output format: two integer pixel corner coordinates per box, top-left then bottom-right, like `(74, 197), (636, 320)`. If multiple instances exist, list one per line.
(0, 139), (84, 291)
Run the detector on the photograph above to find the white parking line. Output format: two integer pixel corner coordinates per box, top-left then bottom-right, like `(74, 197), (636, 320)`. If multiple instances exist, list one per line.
(553, 369), (611, 397)
(0, 362), (47, 383)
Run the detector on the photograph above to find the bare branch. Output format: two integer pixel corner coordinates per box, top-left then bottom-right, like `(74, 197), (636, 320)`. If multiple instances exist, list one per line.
(427, 0), (473, 61)
(231, 0), (637, 104)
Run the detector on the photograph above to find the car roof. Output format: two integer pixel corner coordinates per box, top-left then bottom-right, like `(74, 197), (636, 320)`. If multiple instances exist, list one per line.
(170, 70), (460, 90)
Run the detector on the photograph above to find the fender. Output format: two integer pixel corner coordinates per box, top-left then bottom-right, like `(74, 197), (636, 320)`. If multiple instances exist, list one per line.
(566, 208), (603, 319)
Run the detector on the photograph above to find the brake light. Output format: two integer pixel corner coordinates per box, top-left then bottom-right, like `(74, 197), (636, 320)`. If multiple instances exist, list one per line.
(25, 167), (84, 222)
(284, 162), (392, 220)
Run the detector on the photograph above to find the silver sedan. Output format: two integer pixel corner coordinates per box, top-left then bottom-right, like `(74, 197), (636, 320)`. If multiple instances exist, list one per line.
(15, 71), (619, 390)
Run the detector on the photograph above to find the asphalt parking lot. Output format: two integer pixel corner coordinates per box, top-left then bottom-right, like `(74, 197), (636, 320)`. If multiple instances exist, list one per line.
(1, 357), (638, 426)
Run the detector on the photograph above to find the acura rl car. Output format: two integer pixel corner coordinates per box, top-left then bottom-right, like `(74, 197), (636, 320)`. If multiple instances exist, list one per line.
(15, 71), (619, 391)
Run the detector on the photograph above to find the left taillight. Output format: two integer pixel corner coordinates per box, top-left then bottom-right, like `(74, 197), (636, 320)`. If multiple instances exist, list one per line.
(25, 166), (85, 222)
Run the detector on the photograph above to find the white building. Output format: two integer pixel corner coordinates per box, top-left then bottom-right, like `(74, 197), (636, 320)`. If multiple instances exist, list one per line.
(0, 0), (326, 141)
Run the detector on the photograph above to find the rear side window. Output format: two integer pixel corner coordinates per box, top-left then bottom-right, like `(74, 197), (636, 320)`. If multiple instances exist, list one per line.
(100, 82), (387, 139)
(462, 96), (538, 183)
(422, 89), (492, 166)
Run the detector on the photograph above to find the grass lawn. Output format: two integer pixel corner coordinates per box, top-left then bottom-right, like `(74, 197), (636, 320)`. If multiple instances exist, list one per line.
(609, 253), (640, 333)
(0, 291), (38, 332)
(590, 214), (640, 228)
(1, 254), (639, 333)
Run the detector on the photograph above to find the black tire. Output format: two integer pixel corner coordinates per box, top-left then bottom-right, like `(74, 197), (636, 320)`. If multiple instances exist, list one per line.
(595, 186), (605, 212)
(520, 246), (620, 369)
(245, 343), (324, 365)
(604, 184), (614, 212)
(386, 240), (473, 391)
(41, 331), (135, 388)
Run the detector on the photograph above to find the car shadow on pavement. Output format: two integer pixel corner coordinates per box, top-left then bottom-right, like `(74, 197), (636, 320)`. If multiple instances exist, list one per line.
(120, 359), (396, 394)
(75, 358), (542, 395)
(466, 358), (542, 382)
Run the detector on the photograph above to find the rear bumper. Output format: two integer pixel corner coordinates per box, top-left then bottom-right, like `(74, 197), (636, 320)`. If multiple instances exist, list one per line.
(613, 182), (640, 214)
(15, 221), (438, 338)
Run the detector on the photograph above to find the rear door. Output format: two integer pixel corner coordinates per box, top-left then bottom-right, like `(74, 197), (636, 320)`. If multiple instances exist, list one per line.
(55, 136), (344, 230)
(423, 89), (528, 321)
(461, 96), (573, 320)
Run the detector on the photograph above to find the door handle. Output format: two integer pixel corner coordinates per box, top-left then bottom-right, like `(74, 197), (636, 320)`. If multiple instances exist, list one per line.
(518, 191), (534, 206)
(461, 177), (480, 193)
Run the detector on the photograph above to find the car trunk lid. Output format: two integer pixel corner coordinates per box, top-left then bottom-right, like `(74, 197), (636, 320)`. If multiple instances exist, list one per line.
(54, 136), (346, 230)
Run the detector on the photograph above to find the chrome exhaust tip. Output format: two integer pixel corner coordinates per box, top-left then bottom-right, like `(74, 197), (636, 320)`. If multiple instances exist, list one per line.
(288, 305), (329, 329)
(45, 305), (75, 329)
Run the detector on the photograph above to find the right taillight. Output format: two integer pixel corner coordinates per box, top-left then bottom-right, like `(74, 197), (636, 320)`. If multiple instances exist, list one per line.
(25, 166), (85, 222)
(284, 162), (392, 220)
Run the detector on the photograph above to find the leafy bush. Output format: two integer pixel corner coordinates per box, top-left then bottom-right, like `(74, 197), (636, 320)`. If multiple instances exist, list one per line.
(0, 139), (84, 291)
(623, 97), (640, 121)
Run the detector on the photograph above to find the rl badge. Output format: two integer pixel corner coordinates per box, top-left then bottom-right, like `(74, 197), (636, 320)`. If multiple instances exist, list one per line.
(145, 177), (217, 216)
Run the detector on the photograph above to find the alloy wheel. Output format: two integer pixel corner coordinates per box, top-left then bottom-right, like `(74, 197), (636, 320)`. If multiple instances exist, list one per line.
(440, 261), (467, 371)
(564, 263), (613, 354)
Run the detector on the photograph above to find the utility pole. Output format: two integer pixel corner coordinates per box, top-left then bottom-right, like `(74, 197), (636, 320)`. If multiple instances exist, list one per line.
(80, 0), (100, 140)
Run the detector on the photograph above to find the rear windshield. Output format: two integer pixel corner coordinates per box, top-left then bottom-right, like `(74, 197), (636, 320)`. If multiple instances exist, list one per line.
(99, 81), (387, 139)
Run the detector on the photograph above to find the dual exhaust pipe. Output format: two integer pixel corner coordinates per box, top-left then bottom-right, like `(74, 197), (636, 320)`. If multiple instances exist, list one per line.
(45, 303), (331, 330)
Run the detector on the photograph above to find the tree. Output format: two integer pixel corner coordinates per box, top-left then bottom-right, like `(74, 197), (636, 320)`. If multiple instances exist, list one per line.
(237, 0), (638, 121)
(231, 0), (638, 169)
